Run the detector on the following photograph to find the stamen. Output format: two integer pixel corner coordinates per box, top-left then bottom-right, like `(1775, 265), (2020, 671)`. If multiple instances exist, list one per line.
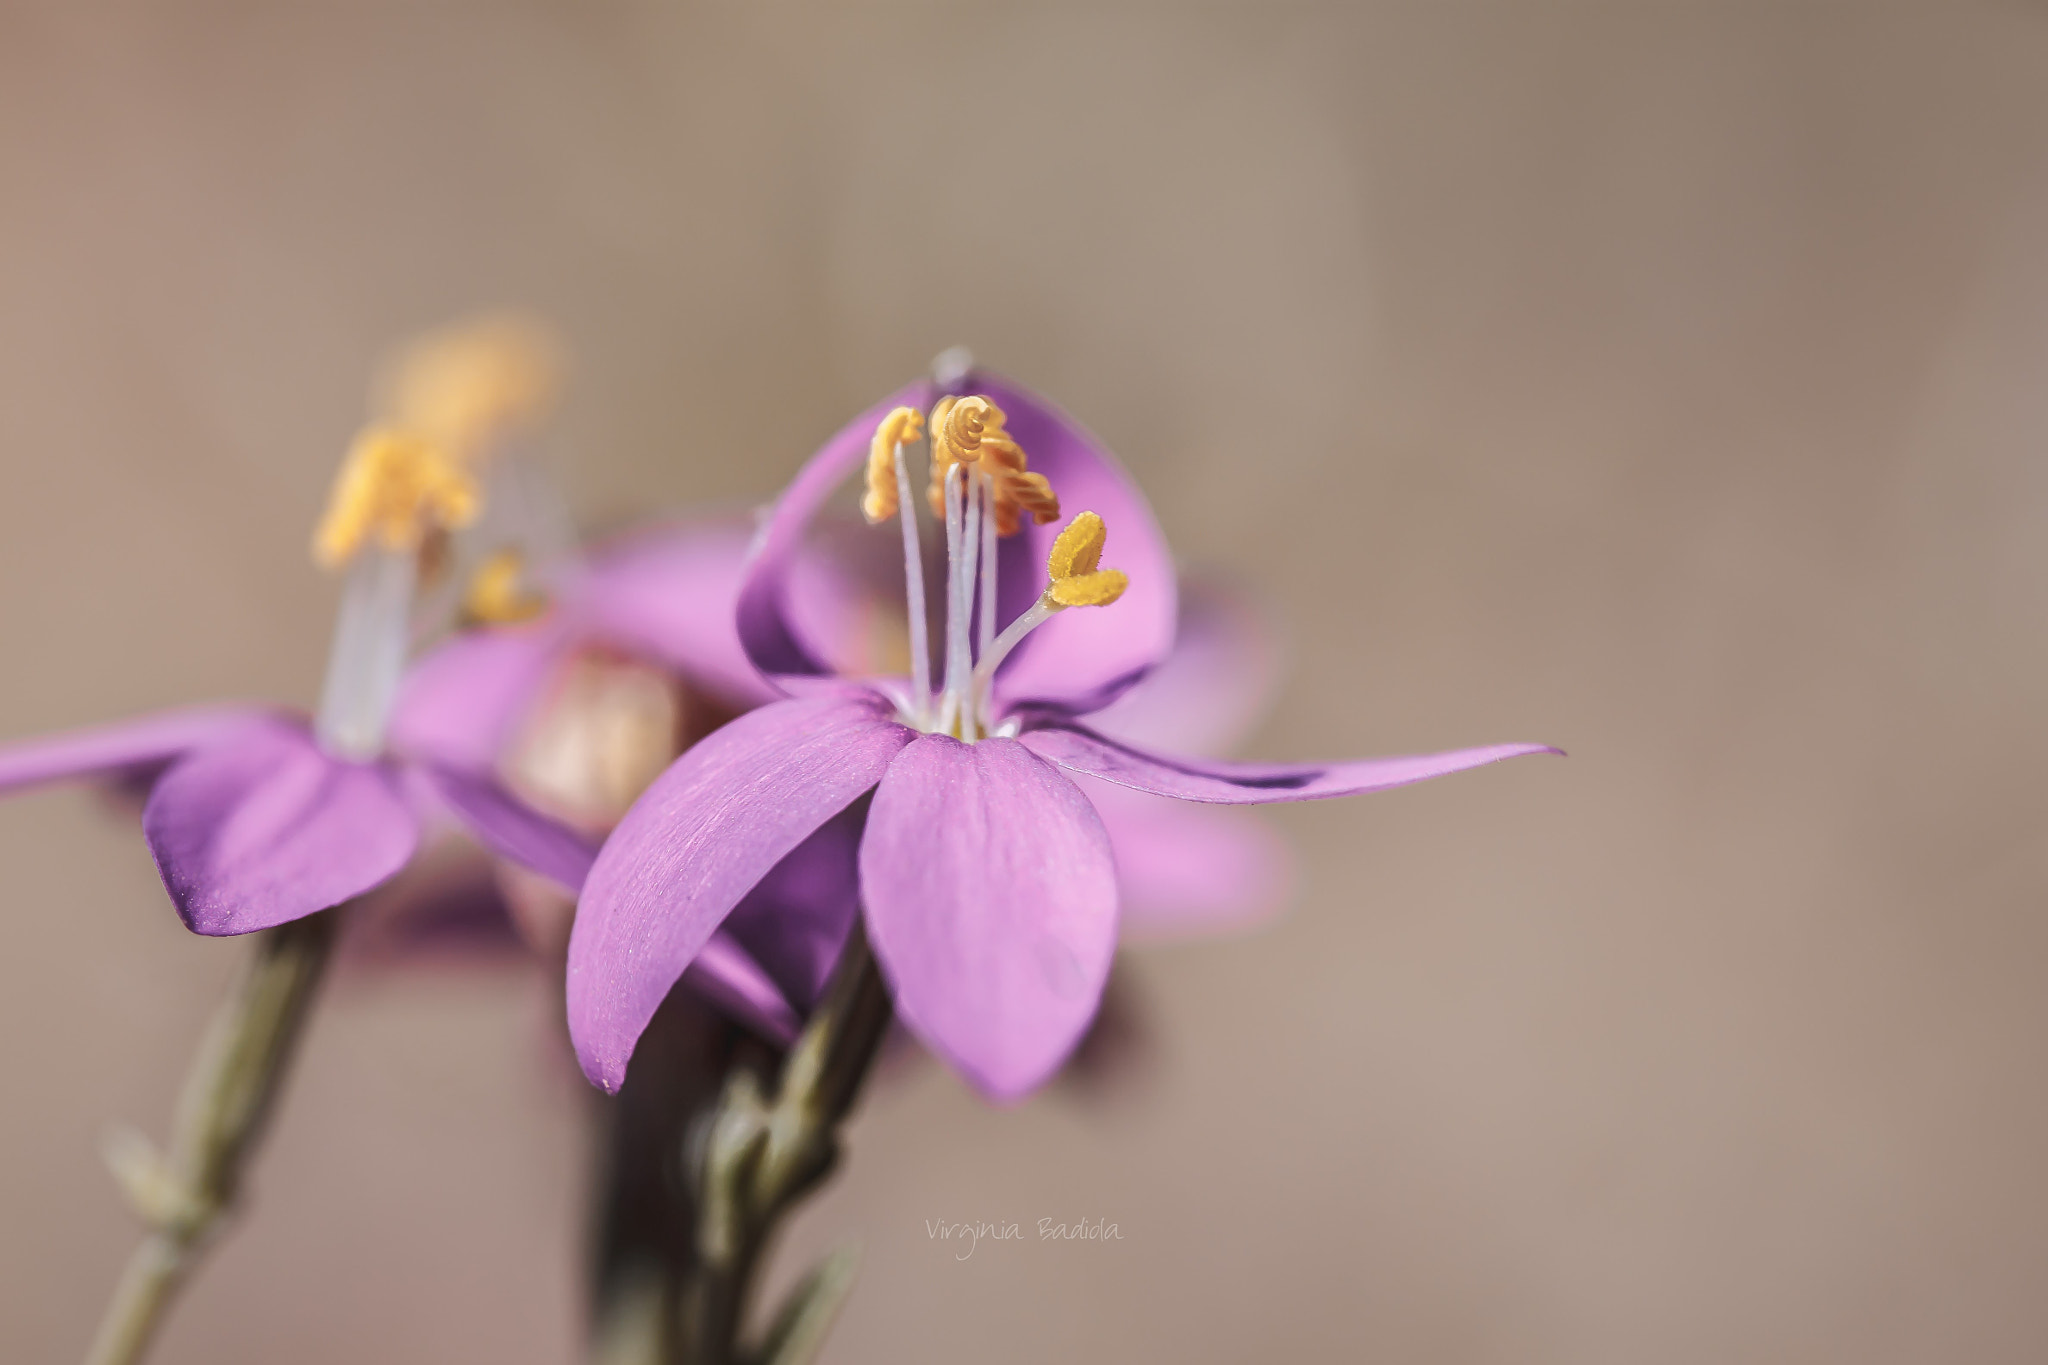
(312, 427), (480, 569)
(970, 510), (1129, 705)
(861, 407), (924, 524)
(863, 407), (932, 720)
(309, 425), (481, 759)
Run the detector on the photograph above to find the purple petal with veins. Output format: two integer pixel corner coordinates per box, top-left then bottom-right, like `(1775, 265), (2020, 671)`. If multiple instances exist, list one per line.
(567, 690), (915, 1091)
(0, 705), (279, 795)
(1021, 722), (1562, 804)
(861, 735), (1119, 1102)
(143, 718), (419, 936)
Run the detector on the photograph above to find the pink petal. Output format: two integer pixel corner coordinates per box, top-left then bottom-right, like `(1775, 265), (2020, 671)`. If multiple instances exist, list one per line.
(971, 375), (1178, 716)
(687, 933), (802, 1046)
(724, 798), (865, 1010)
(1021, 722), (1561, 803)
(413, 763), (600, 893)
(567, 690), (914, 1091)
(860, 735), (1119, 1102)
(1085, 780), (1293, 939)
(737, 382), (933, 686)
(0, 704), (278, 795)
(389, 620), (570, 775)
(574, 521), (782, 711)
(143, 719), (419, 936)
(1082, 577), (1280, 758)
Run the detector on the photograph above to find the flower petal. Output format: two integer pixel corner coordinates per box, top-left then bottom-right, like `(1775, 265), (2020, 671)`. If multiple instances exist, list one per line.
(1021, 722), (1561, 803)
(414, 763), (600, 893)
(860, 735), (1119, 1102)
(736, 382), (934, 686)
(574, 521), (782, 711)
(725, 797), (865, 1010)
(567, 691), (914, 1091)
(1081, 577), (1280, 757)
(1085, 780), (1293, 939)
(973, 375), (1178, 716)
(389, 620), (570, 774)
(0, 705), (277, 796)
(687, 933), (802, 1046)
(143, 719), (419, 936)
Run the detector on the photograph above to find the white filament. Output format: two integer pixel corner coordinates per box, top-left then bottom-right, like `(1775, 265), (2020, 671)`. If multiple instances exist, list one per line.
(893, 439), (931, 722)
(315, 545), (418, 759)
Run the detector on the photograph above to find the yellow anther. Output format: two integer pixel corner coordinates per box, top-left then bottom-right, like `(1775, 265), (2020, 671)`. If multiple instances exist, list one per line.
(926, 395), (999, 517)
(923, 396), (1058, 534)
(863, 406), (925, 524)
(461, 549), (549, 625)
(1044, 512), (1126, 607)
(1046, 510), (1106, 579)
(1048, 570), (1128, 608)
(312, 426), (480, 569)
(379, 314), (561, 464)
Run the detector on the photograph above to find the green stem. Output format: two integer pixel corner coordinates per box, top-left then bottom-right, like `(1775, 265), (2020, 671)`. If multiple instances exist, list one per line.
(81, 910), (338, 1365)
(676, 922), (892, 1365)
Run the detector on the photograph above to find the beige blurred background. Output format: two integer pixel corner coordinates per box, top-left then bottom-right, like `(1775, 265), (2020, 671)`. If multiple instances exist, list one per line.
(4, 3), (2048, 1360)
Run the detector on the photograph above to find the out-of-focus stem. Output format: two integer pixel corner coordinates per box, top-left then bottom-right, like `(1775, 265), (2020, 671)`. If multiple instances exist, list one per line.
(675, 922), (892, 1365)
(81, 910), (338, 1365)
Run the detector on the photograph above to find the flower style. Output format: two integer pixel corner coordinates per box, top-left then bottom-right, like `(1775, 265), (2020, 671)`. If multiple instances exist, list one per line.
(568, 370), (1560, 1101)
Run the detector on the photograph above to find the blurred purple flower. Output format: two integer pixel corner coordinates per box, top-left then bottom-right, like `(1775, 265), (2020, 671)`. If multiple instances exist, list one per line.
(567, 370), (1559, 1101)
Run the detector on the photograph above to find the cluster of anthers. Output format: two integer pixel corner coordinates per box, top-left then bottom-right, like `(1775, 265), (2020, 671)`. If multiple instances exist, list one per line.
(308, 316), (560, 758)
(864, 395), (1127, 742)
(312, 314), (559, 572)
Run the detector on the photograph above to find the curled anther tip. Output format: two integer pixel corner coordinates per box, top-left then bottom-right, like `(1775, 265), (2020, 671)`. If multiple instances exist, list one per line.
(863, 406), (925, 524)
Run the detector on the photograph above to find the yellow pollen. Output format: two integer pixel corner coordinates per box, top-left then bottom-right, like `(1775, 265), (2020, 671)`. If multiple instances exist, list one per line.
(1046, 510), (1106, 579)
(312, 426), (480, 569)
(862, 406), (925, 524)
(1048, 570), (1128, 608)
(461, 549), (550, 625)
(379, 314), (561, 464)
(1044, 511), (1126, 607)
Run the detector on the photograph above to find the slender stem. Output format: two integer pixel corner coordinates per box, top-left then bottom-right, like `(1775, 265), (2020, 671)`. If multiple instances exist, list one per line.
(82, 911), (339, 1365)
(675, 922), (893, 1365)
(891, 442), (930, 722)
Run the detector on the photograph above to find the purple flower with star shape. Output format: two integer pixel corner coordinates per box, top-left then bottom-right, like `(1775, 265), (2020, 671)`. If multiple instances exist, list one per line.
(566, 371), (1560, 1101)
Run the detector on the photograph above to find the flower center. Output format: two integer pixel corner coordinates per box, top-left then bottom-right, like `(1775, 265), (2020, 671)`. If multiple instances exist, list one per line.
(864, 387), (1127, 743)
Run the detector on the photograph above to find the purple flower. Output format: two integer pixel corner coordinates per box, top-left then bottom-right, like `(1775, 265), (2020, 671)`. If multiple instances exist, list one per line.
(0, 317), (807, 1047)
(568, 370), (1559, 1101)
